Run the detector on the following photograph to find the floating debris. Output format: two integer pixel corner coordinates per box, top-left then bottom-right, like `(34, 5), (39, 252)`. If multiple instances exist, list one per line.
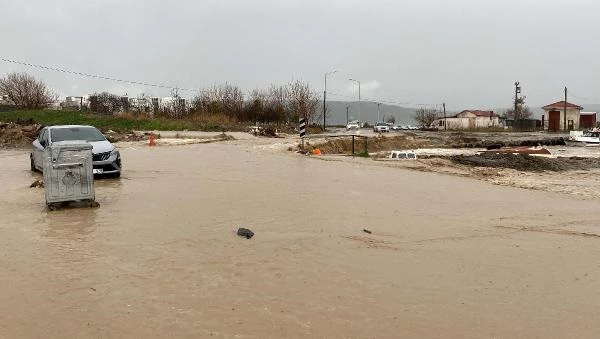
(237, 227), (254, 239)
(30, 179), (44, 188)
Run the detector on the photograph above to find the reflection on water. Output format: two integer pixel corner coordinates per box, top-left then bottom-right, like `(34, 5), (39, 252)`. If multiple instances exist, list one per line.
(42, 207), (99, 240)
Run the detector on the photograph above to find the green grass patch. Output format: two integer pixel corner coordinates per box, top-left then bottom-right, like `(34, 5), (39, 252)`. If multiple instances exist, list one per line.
(0, 110), (248, 132)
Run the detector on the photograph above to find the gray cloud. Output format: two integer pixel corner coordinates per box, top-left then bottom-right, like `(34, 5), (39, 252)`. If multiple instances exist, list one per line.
(1, 0), (599, 110)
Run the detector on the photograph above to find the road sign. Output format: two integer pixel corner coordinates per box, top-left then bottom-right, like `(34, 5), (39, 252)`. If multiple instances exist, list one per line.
(299, 117), (306, 137)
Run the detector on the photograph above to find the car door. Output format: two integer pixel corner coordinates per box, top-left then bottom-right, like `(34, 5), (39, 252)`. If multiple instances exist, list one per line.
(33, 128), (48, 169)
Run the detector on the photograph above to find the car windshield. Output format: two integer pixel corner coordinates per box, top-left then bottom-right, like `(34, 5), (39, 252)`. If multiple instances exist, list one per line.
(51, 127), (106, 142)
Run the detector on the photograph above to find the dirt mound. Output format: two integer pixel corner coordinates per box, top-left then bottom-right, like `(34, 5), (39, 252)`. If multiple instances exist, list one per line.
(0, 122), (43, 148)
(446, 153), (600, 172)
(102, 129), (149, 142)
(446, 132), (566, 148)
(314, 135), (430, 154)
(312, 132), (568, 154)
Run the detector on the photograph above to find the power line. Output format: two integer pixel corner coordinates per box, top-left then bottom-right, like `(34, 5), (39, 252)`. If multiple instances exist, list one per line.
(0, 57), (198, 92)
(0, 57), (443, 107)
(569, 91), (600, 104)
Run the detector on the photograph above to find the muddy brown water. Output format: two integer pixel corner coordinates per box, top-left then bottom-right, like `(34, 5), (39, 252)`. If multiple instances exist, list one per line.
(1, 143), (600, 338)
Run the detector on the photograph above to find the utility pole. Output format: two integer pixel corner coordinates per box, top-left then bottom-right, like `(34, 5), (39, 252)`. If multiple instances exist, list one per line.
(377, 102), (381, 122)
(514, 82), (520, 119)
(346, 106), (349, 124)
(443, 102), (446, 130)
(323, 79), (326, 132)
(564, 86), (568, 131)
(514, 81), (521, 129)
(323, 70), (337, 132)
(349, 78), (361, 127)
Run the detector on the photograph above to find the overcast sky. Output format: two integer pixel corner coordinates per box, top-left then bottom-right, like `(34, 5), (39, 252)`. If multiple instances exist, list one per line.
(1, 0), (599, 110)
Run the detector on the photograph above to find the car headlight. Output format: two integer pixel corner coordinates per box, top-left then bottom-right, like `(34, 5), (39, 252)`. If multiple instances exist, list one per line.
(111, 148), (120, 158)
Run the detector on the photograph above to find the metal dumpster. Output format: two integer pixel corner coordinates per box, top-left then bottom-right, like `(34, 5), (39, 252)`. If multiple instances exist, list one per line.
(43, 140), (95, 207)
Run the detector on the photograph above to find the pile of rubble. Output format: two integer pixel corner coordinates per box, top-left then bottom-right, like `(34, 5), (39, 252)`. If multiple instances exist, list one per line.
(446, 153), (600, 172)
(0, 119), (43, 148)
(102, 129), (150, 142)
(248, 126), (281, 138)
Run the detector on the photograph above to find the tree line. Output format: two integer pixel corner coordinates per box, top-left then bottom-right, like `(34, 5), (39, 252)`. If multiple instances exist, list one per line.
(0, 72), (323, 124)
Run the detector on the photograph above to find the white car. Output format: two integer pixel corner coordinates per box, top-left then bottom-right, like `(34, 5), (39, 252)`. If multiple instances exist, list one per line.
(31, 125), (122, 177)
(346, 122), (360, 130)
(373, 122), (390, 133)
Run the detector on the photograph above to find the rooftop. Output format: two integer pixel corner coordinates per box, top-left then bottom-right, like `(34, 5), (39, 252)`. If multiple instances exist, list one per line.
(455, 110), (498, 117)
(542, 101), (583, 110)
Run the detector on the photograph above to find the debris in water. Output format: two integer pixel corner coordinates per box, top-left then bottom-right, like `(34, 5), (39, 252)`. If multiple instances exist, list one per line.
(237, 227), (254, 239)
(30, 179), (44, 188)
(363, 229), (372, 234)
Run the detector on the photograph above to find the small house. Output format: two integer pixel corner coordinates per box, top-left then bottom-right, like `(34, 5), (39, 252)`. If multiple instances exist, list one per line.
(433, 110), (501, 129)
(542, 101), (583, 132)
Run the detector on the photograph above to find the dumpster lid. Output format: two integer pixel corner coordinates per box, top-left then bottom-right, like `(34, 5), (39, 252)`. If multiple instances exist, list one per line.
(48, 141), (93, 162)
(50, 140), (93, 150)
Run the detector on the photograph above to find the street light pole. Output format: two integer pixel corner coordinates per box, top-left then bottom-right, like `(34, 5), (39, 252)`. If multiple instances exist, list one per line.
(346, 106), (350, 124)
(323, 70), (337, 132)
(349, 78), (361, 127)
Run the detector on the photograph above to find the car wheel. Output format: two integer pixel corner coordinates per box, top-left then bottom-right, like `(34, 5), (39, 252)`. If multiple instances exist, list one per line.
(30, 154), (37, 172)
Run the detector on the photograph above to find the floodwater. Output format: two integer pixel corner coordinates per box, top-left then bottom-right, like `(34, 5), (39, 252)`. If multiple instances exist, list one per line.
(1, 142), (600, 338)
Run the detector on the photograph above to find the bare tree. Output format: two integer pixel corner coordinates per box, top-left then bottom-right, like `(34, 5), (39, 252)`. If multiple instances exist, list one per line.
(0, 72), (57, 109)
(157, 88), (189, 118)
(503, 105), (533, 120)
(89, 92), (124, 115)
(190, 84), (244, 118)
(385, 116), (396, 125)
(263, 85), (289, 123)
(288, 80), (319, 124)
(413, 108), (438, 127)
(129, 93), (154, 115)
(242, 89), (267, 123)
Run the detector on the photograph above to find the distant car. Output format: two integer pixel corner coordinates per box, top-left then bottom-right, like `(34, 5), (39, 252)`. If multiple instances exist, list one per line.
(346, 122), (360, 130)
(391, 125), (402, 131)
(31, 125), (122, 177)
(373, 122), (390, 133)
(408, 125), (419, 130)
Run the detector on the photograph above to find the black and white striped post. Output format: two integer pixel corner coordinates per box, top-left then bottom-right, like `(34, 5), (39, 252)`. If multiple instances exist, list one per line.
(299, 117), (307, 150)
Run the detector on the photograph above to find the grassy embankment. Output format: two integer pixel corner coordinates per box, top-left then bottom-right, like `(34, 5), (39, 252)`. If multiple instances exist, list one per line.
(0, 110), (257, 132)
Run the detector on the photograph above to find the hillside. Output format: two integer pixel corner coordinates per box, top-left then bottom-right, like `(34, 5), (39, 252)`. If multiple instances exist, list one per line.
(325, 100), (418, 126)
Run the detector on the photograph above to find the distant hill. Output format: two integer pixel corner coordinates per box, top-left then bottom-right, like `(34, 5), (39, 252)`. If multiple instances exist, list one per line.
(324, 100), (418, 126)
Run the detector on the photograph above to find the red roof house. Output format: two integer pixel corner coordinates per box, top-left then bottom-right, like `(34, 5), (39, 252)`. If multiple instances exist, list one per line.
(542, 100), (583, 132)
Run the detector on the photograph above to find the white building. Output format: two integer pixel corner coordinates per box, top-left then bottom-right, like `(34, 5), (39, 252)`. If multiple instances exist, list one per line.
(542, 101), (583, 132)
(433, 110), (502, 129)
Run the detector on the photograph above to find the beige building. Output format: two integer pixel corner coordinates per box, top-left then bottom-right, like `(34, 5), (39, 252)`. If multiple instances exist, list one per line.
(542, 101), (583, 132)
(433, 110), (501, 130)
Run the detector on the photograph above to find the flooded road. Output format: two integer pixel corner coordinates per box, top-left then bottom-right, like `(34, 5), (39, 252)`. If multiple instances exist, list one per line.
(1, 142), (600, 338)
